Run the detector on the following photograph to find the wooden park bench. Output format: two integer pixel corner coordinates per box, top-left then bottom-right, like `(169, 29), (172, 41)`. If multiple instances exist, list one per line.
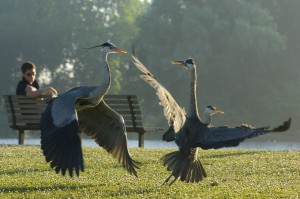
(3, 95), (163, 147)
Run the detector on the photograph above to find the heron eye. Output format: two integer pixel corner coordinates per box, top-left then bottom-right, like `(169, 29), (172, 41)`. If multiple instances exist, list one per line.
(186, 59), (194, 65)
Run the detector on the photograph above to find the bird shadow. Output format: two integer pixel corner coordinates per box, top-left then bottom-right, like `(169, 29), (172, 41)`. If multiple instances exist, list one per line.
(105, 186), (158, 198)
(203, 150), (265, 159)
(0, 168), (50, 176)
(0, 184), (90, 194)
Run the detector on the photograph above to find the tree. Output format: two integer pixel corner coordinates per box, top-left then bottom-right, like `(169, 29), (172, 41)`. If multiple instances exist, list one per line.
(0, 0), (145, 137)
(0, 0), (144, 94)
(127, 0), (286, 129)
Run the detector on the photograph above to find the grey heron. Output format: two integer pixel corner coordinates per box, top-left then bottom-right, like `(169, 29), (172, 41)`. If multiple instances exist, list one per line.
(202, 105), (224, 126)
(163, 105), (224, 141)
(41, 42), (139, 177)
(132, 55), (291, 185)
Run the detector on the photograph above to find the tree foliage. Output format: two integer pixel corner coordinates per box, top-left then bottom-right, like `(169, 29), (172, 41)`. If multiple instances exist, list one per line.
(127, 0), (291, 130)
(0, 0), (144, 95)
(0, 0), (299, 138)
(0, 0), (145, 136)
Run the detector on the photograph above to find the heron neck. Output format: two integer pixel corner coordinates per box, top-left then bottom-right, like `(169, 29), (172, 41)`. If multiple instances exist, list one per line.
(202, 114), (211, 125)
(187, 67), (199, 118)
(101, 52), (111, 92)
(91, 51), (111, 100)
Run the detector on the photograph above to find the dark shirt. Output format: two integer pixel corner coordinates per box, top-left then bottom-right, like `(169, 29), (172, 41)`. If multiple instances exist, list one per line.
(16, 77), (40, 95)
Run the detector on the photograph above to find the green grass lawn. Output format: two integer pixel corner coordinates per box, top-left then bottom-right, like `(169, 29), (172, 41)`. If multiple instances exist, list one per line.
(0, 145), (299, 198)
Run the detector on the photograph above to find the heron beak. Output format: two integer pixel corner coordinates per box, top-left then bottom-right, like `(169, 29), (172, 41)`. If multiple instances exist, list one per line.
(113, 47), (127, 54)
(81, 45), (102, 54)
(171, 60), (188, 69)
(214, 108), (224, 114)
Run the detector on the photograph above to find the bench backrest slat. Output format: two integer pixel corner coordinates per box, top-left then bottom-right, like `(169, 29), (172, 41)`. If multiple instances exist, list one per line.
(3, 95), (145, 133)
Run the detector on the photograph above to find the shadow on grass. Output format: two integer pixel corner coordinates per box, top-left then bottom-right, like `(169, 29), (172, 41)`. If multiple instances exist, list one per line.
(0, 184), (90, 193)
(0, 168), (50, 176)
(106, 186), (159, 198)
(203, 150), (265, 159)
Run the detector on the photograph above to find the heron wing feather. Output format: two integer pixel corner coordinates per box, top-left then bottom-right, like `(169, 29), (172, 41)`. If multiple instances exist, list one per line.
(51, 87), (92, 127)
(132, 55), (186, 133)
(198, 125), (267, 149)
(198, 117), (291, 149)
(78, 101), (139, 177)
(41, 100), (84, 177)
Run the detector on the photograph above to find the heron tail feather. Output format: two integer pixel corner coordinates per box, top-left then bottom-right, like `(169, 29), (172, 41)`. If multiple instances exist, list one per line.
(161, 149), (206, 185)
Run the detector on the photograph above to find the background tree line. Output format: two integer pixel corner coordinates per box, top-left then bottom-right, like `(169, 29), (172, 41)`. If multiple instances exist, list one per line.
(0, 0), (299, 141)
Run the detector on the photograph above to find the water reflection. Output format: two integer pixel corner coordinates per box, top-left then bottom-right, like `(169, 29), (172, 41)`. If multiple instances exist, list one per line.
(0, 139), (299, 150)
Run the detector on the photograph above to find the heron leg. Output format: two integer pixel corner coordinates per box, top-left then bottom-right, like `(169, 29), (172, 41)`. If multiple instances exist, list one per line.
(168, 177), (178, 186)
(161, 173), (173, 186)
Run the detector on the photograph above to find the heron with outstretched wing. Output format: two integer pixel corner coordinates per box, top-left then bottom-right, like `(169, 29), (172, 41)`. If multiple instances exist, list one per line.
(132, 55), (291, 186)
(40, 42), (139, 178)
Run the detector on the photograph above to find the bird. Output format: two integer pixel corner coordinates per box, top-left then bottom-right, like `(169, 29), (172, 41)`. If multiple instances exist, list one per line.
(163, 105), (224, 142)
(132, 55), (291, 185)
(201, 105), (224, 126)
(40, 42), (140, 178)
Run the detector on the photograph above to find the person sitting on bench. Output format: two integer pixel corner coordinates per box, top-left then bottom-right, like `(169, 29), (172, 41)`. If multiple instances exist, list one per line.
(16, 61), (58, 97)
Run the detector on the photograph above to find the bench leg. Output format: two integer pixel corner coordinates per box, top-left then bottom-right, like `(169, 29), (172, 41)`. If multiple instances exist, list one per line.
(138, 132), (144, 148)
(18, 130), (25, 145)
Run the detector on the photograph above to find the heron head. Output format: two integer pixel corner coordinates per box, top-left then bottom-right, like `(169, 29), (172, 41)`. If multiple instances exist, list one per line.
(82, 42), (127, 54)
(203, 105), (224, 116)
(171, 58), (195, 70)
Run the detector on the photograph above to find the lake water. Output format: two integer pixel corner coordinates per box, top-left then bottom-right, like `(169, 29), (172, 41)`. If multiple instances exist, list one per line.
(0, 139), (299, 151)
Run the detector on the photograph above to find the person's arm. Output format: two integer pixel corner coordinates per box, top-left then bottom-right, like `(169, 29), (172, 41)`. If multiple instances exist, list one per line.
(25, 85), (58, 98)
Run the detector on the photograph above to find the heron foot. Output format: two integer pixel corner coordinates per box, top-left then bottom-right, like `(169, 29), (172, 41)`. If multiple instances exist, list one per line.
(161, 174), (178, 186)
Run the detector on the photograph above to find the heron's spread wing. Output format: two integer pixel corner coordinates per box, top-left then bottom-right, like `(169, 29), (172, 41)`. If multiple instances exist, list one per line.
(41, 100), (84, 177)
(132, 55), (186, 133)
(78, 101), (140, 177)
(40, 86), (100, 177)
(198, 126), (267, 149)
(198, 118), (291, 149)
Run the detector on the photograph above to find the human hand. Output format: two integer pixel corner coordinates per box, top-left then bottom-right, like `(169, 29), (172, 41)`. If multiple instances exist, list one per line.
(45, 87), (58, 97)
